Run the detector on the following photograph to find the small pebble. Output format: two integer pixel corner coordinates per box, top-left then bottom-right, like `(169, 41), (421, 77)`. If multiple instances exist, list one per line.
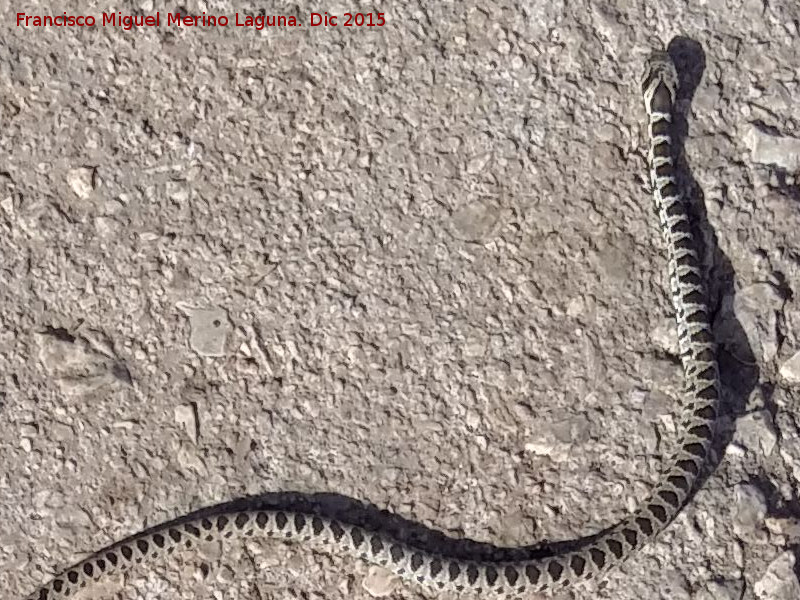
(779, 350), (800, 386)
(754, 552), (800, 599)
(734, 410), (778, 457)
(67, 167), (96, 199)
(174, 403), (199, 444)
(745, 125), (800, 171)
(19, 424), (38, 437)
(725, 442), (747, 458)
(362, 566), (400, 597)
(176, 303), (231, 357)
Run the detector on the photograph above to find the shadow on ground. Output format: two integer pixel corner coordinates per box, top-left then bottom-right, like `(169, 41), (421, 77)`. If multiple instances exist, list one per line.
(668, 35), (759, 463)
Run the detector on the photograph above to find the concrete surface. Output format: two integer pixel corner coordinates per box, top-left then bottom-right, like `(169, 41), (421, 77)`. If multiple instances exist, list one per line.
(2, 1), (800, 599)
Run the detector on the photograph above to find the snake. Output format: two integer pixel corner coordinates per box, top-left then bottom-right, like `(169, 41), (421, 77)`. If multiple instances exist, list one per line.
(23, 51), (719, 600)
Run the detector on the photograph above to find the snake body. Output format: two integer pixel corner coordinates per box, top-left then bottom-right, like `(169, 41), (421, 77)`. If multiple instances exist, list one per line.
(24, 52), (719, 600)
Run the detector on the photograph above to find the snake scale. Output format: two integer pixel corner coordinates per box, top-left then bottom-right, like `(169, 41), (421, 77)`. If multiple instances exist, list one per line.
(24, 51), (719, 599)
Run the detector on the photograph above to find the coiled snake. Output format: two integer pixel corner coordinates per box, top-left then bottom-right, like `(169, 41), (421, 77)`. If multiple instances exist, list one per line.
(24, 51), (719, 599)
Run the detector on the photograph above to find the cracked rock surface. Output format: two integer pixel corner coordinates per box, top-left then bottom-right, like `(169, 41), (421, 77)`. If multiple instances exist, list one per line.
(2, 1), (800, 599)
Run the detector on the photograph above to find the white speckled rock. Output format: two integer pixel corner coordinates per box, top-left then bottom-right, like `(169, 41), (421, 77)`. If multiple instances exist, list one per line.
(362, 566), (400, 597)
(779, 350), (800, 386)
(745, 124), (800, 171)
(66, 166), (96, 199)
(734, 411), (778, 457)
(754, 552), (800, 600)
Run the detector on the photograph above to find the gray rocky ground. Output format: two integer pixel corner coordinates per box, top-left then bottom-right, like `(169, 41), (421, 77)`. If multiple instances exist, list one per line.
(2, 1), (800, 599)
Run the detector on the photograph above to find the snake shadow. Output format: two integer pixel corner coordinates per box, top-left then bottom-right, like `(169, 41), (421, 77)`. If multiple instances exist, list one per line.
(667, 36), (759, 452)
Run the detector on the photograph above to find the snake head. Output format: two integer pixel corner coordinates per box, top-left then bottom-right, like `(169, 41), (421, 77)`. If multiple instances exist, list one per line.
(641, 51), (678, 114)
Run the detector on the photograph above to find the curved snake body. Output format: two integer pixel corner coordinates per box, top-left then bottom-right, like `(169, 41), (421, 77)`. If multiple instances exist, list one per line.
(24, 52), (720, 600)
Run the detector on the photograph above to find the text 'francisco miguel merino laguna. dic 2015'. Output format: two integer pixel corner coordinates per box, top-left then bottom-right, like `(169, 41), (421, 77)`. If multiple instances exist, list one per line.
(16, 11), (387, 29)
